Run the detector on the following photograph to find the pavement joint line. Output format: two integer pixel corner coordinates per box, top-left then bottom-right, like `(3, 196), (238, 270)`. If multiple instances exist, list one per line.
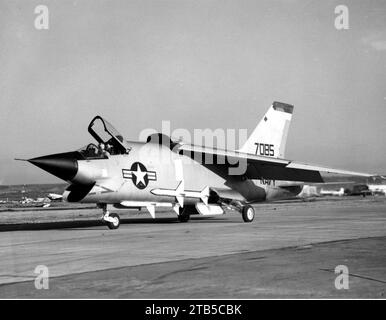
(319, 268), (386, 285)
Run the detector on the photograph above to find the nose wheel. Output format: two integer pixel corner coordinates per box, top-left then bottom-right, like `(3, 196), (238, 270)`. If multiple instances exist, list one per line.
(105, 212), (120, 229)
(101, 205), (120, 229)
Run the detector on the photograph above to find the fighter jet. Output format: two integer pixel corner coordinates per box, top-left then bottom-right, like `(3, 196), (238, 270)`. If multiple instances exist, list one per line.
(367, 176), (386, 195)
(18, 102), (373, 229)
(47, 193), (64, 201)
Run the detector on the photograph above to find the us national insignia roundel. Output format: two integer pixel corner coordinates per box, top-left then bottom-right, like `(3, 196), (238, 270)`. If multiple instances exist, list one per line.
(122, 162), (157, 189)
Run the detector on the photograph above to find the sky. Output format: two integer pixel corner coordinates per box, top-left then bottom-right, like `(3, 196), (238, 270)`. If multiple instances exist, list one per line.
(0, 0), (385, 184)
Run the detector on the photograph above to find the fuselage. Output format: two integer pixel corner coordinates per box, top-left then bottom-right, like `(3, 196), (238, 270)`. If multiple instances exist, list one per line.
(62, 141), (302, 205)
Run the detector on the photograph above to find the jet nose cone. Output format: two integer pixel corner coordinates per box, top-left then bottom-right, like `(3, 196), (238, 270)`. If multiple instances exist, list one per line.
(29, 152), (79, 182)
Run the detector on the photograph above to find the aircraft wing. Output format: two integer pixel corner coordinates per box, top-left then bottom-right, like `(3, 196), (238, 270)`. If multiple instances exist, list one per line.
(176, 144), (374, 183)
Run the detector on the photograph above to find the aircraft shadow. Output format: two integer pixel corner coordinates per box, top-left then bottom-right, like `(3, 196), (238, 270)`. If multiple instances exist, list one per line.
(0, 216), (233, 232)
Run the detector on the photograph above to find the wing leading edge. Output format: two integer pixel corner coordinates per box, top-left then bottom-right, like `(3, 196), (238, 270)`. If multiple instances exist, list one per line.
(176, 144), (374, 183)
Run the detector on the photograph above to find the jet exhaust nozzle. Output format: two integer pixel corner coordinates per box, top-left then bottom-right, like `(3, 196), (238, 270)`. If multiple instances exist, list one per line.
(28, 152), (80, 182)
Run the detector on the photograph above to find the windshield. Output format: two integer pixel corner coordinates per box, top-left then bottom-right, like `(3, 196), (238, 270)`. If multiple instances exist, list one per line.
(78, 143), (105, 159)
(87, 116), (131, 156)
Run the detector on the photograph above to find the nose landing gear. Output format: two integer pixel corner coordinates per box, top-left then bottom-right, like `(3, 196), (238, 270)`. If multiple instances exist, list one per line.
(100, 204), (121, 229)
(105, 212), (120, 229)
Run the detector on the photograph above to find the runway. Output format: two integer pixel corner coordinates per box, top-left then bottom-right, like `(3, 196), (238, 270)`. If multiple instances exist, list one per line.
(0, 197), (385, 298)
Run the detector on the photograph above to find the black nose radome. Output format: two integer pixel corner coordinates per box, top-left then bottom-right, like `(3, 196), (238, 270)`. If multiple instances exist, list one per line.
(28, 152), (80, 182)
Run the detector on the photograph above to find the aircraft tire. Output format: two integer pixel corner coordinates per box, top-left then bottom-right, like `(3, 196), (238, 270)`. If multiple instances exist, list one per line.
(177, 208), (190, 222)
(106, 213), (120, 229)
(242, 205), (255, 223)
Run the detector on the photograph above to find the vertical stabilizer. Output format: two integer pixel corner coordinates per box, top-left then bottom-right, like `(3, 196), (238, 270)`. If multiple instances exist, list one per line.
(238, 101), (294, 158)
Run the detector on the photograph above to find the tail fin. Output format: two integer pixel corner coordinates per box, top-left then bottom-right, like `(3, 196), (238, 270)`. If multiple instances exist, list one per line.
(238, 101), (294, 158)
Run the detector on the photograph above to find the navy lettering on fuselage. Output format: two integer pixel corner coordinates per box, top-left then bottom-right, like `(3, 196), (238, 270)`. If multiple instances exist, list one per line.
(254, 143), (274, 157)
(260, 179), (274, 186)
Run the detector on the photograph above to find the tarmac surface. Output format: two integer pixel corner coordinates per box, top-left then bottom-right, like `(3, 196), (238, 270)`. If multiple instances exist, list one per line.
(0, 197), (385, 298)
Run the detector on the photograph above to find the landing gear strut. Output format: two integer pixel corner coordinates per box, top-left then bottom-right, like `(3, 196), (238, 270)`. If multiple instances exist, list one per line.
(241, 205), (255, 223)
(101, 205), (120, 229)
(177, 206), (191, 222)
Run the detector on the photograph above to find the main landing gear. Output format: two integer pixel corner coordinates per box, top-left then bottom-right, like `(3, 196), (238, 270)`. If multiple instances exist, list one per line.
(228, 202), (255, 222)
(241, 205), (255, 223)
(100, 204), (121, 229)
(177, 206), (193, 222)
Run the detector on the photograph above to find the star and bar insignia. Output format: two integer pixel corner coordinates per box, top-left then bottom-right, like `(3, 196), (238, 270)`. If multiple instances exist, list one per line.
(122, 162), (157, 189)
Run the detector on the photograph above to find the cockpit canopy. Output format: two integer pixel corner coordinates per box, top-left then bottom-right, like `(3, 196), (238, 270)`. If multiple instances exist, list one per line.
(78, 116), (131, 159)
